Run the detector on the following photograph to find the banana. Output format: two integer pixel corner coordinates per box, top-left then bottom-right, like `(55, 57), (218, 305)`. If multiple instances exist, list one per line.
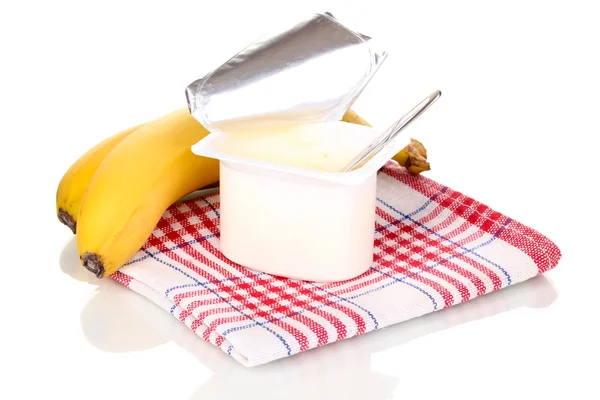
(392, 138), (430, 174)
(72, 107), (429, 279)
(341, 109), (372, 127)
(76, 108), (219, 278)
(56, 124), (142, 233)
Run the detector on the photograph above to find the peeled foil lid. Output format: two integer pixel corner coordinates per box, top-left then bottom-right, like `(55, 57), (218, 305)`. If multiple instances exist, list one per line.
(185, 12), (388, 133)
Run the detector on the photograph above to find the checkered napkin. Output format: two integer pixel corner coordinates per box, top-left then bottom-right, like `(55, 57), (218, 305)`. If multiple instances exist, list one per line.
(111, 162), (561, 367)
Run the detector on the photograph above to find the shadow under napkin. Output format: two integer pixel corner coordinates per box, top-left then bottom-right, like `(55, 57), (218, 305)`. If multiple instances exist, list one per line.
(60, 237), (558, 400)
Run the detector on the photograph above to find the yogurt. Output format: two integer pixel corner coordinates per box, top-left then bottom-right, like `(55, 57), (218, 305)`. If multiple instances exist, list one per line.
(212, 121), (379, 173)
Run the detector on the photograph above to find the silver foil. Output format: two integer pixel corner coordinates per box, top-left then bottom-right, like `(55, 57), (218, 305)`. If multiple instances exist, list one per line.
(185, 12), (387, 133)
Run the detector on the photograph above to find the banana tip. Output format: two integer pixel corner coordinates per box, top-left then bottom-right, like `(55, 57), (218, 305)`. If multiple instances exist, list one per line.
(81, 253), (105, 278)
(58, 209), (77, 234)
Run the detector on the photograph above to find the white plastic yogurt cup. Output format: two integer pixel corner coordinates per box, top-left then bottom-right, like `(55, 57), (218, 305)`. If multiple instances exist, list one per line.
(192, 121), (410, 282)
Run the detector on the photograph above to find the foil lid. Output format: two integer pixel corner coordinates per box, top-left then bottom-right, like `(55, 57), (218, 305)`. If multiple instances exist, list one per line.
(185, 12), (387, 133)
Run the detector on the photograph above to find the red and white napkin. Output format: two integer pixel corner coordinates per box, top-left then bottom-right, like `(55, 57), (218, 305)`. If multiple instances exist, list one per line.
(112, 162), (561, 367)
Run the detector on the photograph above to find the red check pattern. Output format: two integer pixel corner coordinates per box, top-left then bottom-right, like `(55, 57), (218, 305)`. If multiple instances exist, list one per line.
(112, 162), (561, 367)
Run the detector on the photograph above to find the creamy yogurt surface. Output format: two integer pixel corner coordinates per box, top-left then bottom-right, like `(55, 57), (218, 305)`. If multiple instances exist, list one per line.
(212, 121), (379, 173)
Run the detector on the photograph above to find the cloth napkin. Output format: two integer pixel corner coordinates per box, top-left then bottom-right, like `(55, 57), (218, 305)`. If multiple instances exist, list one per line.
(112, 162), (561, 367)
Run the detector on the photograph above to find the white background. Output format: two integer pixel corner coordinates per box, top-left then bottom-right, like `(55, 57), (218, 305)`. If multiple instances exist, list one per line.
(1, 0), (598, 399)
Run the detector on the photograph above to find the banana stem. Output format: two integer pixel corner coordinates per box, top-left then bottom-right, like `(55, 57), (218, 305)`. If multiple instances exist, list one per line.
(81, 253), (105, 278)
(58, 209), (77, 234)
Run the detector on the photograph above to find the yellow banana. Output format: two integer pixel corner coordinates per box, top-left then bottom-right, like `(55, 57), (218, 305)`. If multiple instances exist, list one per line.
(340, 108), (372, 127)
(72, 107), (428, 279)
(77, 108), (219, 278)
(392, 138), (430, 174)
(56, 124), (142, 233)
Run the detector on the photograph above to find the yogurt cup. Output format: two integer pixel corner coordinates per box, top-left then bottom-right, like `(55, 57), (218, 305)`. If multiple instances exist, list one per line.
(192, 121), (410, 282)
(186, 12), (396, 281)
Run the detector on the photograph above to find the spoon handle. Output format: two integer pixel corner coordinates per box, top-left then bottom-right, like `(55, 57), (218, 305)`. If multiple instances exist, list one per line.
(342, 90), (442, 172)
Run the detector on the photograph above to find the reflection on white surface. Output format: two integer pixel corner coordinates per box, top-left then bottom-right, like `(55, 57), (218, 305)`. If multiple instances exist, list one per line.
(60, 238), (557, 400)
